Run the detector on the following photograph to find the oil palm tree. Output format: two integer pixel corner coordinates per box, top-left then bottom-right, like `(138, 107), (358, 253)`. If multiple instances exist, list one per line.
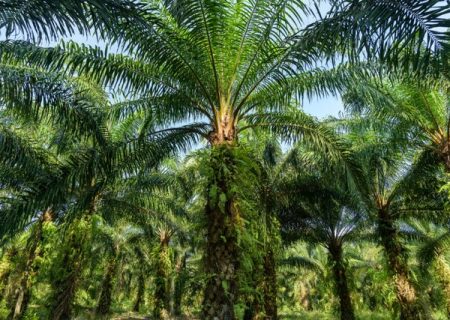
(0, 62), (187, 319)
(279, 244), (329, 312)
(344, 78), (450, 173)
(347, 132), (442, 320)
(278, 172), (363, 320)
(402, 218), (450, 317)
(0, 2), (366, 317)
(0, 54), (187, 237)
(92, 219), (145, 318)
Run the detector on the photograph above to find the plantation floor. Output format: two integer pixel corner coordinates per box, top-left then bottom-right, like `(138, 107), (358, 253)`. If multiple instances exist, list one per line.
(280, 311), (447, 320)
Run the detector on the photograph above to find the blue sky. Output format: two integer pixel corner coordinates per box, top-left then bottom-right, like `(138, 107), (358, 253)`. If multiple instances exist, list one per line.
(303, 95), (343, 119)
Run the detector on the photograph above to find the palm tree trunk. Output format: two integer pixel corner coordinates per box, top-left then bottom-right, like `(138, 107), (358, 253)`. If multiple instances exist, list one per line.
(173, 254), (187, 316)
(263, 248), (277, 320)
(329, 243), (355, 320)
(95, 257), (117, 317)
(49, 218), (89, 320)
(9, 209), (52, 320)
(243, 299), (262, 320)
(154, 236), (171, 319)
(0, 265), (11, 305)
(434, 255), (450, 318)
(133, 272), (145, 312)
(49, 249), (83, 319)
(9, 228), (41, 320)
(202, 145), (240, 320)
(377, 209), (425, 320)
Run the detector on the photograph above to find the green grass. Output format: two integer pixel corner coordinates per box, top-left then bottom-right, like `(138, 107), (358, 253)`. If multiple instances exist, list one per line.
(279, 311), (392, 320)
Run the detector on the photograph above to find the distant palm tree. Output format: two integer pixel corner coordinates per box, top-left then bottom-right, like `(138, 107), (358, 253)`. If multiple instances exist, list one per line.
(278, 172), (363, 320)
(92, 220), (145, 318)
(344, 78), (450, 173)
(403, 218), (450, 318)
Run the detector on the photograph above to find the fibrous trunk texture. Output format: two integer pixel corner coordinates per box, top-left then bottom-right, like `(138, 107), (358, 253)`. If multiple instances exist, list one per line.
(202, 145), (240, 320)
(133, 272), (145, 312)
(95, 257), (117, 317)
(49, 219), (88, 320)
(329, 243), (355, 320)
(435, 255), (450, 318)
(263, 248), (277, 319)
(377, 209), (426, 320)
(9, 209), (52, 320)
(154, 236), (171, 319)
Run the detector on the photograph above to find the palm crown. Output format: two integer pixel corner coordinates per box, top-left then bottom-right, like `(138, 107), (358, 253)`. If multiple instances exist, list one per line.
(0, 0), (367, 151)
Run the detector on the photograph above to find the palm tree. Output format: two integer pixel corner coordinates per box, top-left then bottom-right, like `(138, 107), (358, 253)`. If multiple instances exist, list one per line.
(104, 156), (198, 318)
(92, 219), (145, 317)
(152, 225), (174, 319)
(402, 218), (450, 317)
(347, 132), (441, 320)
(6, 208), (53, 320)
(278, 173), (362, 320)
(258, 139), (283, 320)
(0, 113), (65, 319)
(280, 244), (328, 312)
(344, 78), (450, 173)
(0, 2), (366, 317)
(0, 62), (184, 319)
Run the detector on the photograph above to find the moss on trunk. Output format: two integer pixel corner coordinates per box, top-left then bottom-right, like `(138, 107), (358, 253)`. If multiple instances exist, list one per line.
(201, 145), (241, 320)
(95, 257), (117, 317)
(377, 208), (426, 320)
(434, 256), (450, 318)
(328, 243), (355, 320)
(9, 209), (52, 320)
(153, 232), (172, 319)
(173, 254), (187, 316)
(263, 248), (277, 320)
(49, 218), (89, 320)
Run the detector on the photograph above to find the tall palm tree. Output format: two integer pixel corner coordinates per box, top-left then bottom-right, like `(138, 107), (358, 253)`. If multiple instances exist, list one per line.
(347, 132), (441, 320)
(0, 59), (186, 319)
(0, 2), (365, 317)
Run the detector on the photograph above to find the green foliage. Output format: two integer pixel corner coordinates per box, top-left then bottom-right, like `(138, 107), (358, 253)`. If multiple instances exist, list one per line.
(1, 1), (450, 319)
